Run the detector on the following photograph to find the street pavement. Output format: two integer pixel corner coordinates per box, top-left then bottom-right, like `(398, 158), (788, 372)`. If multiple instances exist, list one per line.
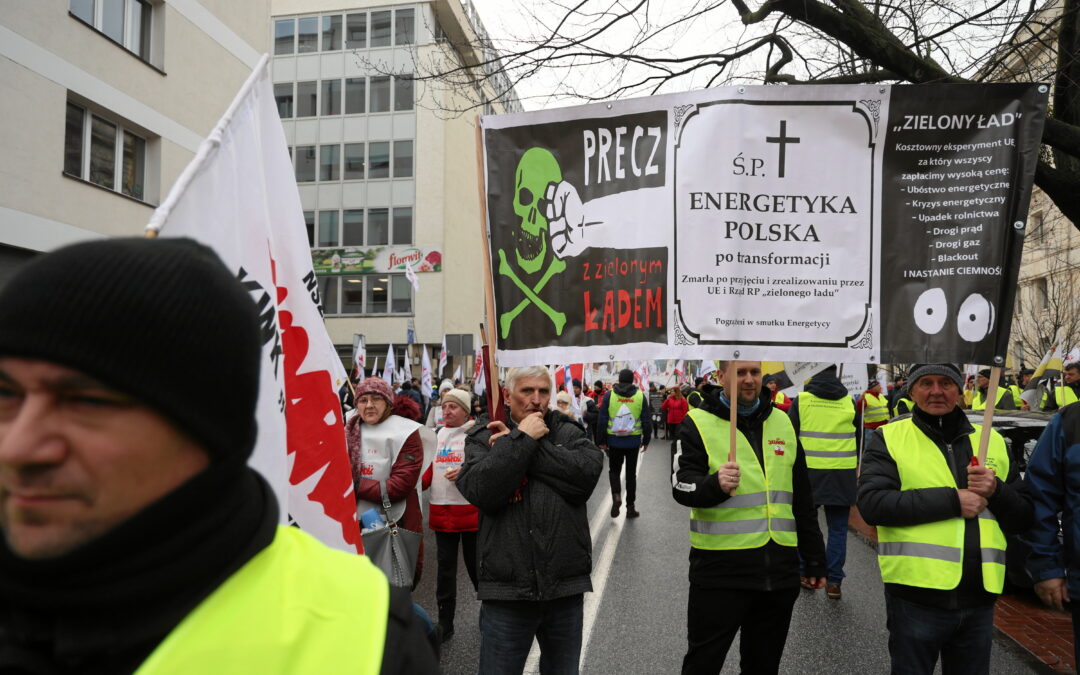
(415, 433), (1048, 674)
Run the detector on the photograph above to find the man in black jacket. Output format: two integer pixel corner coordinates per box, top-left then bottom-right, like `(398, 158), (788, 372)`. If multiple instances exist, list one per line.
(788, 367), (862, 600)
(858, 363), (1032, 674)
(457, 366), (603, 675)
(672, 360), (826, 675)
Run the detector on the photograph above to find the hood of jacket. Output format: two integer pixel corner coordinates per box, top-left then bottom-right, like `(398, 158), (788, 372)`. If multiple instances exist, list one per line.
(612, 382), (639, 398)
(805, 371), (849, 400)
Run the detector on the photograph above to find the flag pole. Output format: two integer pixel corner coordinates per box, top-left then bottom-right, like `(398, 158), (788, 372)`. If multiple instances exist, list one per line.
(475, 117), (504, 423)
(975, 365), (1002, 465)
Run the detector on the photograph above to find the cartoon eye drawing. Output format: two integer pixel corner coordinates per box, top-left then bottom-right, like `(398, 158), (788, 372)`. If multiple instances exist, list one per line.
(957, 293), (995, 342)
(913, 288), (947, 335)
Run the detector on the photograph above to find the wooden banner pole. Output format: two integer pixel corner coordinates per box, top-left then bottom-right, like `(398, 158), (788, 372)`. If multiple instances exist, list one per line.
(976, 365), (1002, 465)
(728, 362), (738, 465)
(474, 117), (503, 423)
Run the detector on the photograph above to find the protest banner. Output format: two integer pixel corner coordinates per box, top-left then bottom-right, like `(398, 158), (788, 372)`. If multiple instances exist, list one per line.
(147, 55), (359, 553)
(480, 84), (1046, 368)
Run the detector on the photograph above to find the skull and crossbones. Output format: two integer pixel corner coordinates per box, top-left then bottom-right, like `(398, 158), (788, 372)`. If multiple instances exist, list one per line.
(498, 148), (567, 338)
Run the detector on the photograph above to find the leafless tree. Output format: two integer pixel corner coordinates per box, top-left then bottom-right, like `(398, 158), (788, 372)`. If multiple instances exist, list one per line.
(398, 0), (1080, 231)
(1011, 235), (1080, 365)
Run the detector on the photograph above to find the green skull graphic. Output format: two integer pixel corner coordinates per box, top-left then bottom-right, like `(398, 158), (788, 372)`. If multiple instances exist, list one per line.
(512, 148), (561, 275)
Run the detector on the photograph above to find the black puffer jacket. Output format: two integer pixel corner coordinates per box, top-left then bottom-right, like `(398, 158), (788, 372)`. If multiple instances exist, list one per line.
(672, 385), (826, 590)
(456, 410), (603, 602)
(858, 406), (1032, 609)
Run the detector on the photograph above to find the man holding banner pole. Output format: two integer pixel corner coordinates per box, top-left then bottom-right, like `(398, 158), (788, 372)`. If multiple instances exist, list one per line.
(858, 363), (1031, 674)
(672, 360), (825, 674)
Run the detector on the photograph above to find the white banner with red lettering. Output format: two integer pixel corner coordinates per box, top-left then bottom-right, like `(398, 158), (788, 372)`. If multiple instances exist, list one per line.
(147, 55), (360, 554)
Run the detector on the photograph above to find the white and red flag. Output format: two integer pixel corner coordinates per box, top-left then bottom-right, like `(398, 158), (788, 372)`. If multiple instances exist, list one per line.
(353, 342), (366, 382)
(438, 335), (448, 380)
(147, 55), (359, 553)
(383, 344), (396, 385)
(474, 350), (486, 395)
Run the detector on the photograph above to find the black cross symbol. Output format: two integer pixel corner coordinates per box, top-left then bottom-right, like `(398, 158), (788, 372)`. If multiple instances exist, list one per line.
(766, 120), (800, 178)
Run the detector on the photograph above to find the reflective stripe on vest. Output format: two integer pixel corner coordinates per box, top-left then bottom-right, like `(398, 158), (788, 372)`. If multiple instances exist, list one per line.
(797, 393), (857, 470)
(607, 389), (644, 437)
(862, 392), (890, 424)
(876, 420), (1008, 593)
(685, 407), (798, 550)
(136, 526), (388, 675)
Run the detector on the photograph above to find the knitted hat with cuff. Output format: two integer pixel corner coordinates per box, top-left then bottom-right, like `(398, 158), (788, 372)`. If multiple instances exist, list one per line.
(0, 237), (262, 461)
(907, 363), (964, 391)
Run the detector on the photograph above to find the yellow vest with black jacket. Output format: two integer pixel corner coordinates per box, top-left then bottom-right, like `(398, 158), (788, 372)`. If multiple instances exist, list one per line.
(684, 407), (798, 550)
(797, 393), (858, 470)
(136, 526), (388, 674)
(861, 392), (890, 425)
(875, 419), (1009, 594)
(971, 387), (1009, 411)
(606, 388), (644, 437)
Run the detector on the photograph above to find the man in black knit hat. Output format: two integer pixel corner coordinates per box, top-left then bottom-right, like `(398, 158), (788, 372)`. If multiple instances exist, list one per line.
(0, 237), (436, 674)
(858, 363), (1031, 674)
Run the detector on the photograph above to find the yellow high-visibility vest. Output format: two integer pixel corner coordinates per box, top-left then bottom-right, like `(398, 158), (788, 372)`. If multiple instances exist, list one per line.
(607, 389), (644, 437)
(971, 387), (1008, 411)
(685, 407), (798, 550)
(798, 393), (857, 470)
(862, 392), (890, 425)
(136, 526), (388, 675)
(876, 420), (1008, 594)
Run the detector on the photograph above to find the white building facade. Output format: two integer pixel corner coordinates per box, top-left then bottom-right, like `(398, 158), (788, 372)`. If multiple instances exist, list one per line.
(0, 0), (269, 280)
(270, 0), (519, 382)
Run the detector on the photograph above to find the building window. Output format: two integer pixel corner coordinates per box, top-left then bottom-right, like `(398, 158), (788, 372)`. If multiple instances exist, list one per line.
(274, 18), (295, 55)
(394, 76), (414, 111)
(346, 13), (367, 49)
(344, 143), (365, 179)
(295, 145), (316, 182)
(304, 211), (315, 246)
(70, 0), (152, 61)
(322, 15), (342, 51)
(1034, 277), (1049, 312)
(319, 144), (340, 181)
(393, 140), (413, 178)
(64, 102), (84, 176)
(370, 11), (392, 47)
(319, 275), (411, 316)
(368, 208), (389, 244)
(393, 207), (412, 244)
(1028, 211), (1044, 240)
(321, 79), (341, 116)
(296, 81), (317, 117)
(64, 100), (147, 200)
(370, 77), (391, 113)
(390, 275), (411, 313)
(297, 16), (318, 53)
(395, 9), (415, 45)
(343, 210), (364, 245)
(318, 211), (339, 247)
(368, 142), (390, 179)
(274, 83), (293, 118)
(345, 78), (366, 114)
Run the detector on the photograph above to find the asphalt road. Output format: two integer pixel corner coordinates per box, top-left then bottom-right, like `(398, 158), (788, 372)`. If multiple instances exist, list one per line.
(415, 434), (1048, 674)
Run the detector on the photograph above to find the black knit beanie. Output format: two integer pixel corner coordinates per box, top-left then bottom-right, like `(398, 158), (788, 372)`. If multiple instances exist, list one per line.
(0, 237), (261, 461)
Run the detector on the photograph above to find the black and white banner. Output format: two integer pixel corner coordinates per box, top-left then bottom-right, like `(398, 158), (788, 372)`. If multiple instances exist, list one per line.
(481, 84), (1046, 366)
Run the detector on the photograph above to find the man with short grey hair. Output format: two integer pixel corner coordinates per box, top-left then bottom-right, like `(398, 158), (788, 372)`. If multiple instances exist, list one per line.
(858, 363), (1031, 674)
(457, 366), (603, 675)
